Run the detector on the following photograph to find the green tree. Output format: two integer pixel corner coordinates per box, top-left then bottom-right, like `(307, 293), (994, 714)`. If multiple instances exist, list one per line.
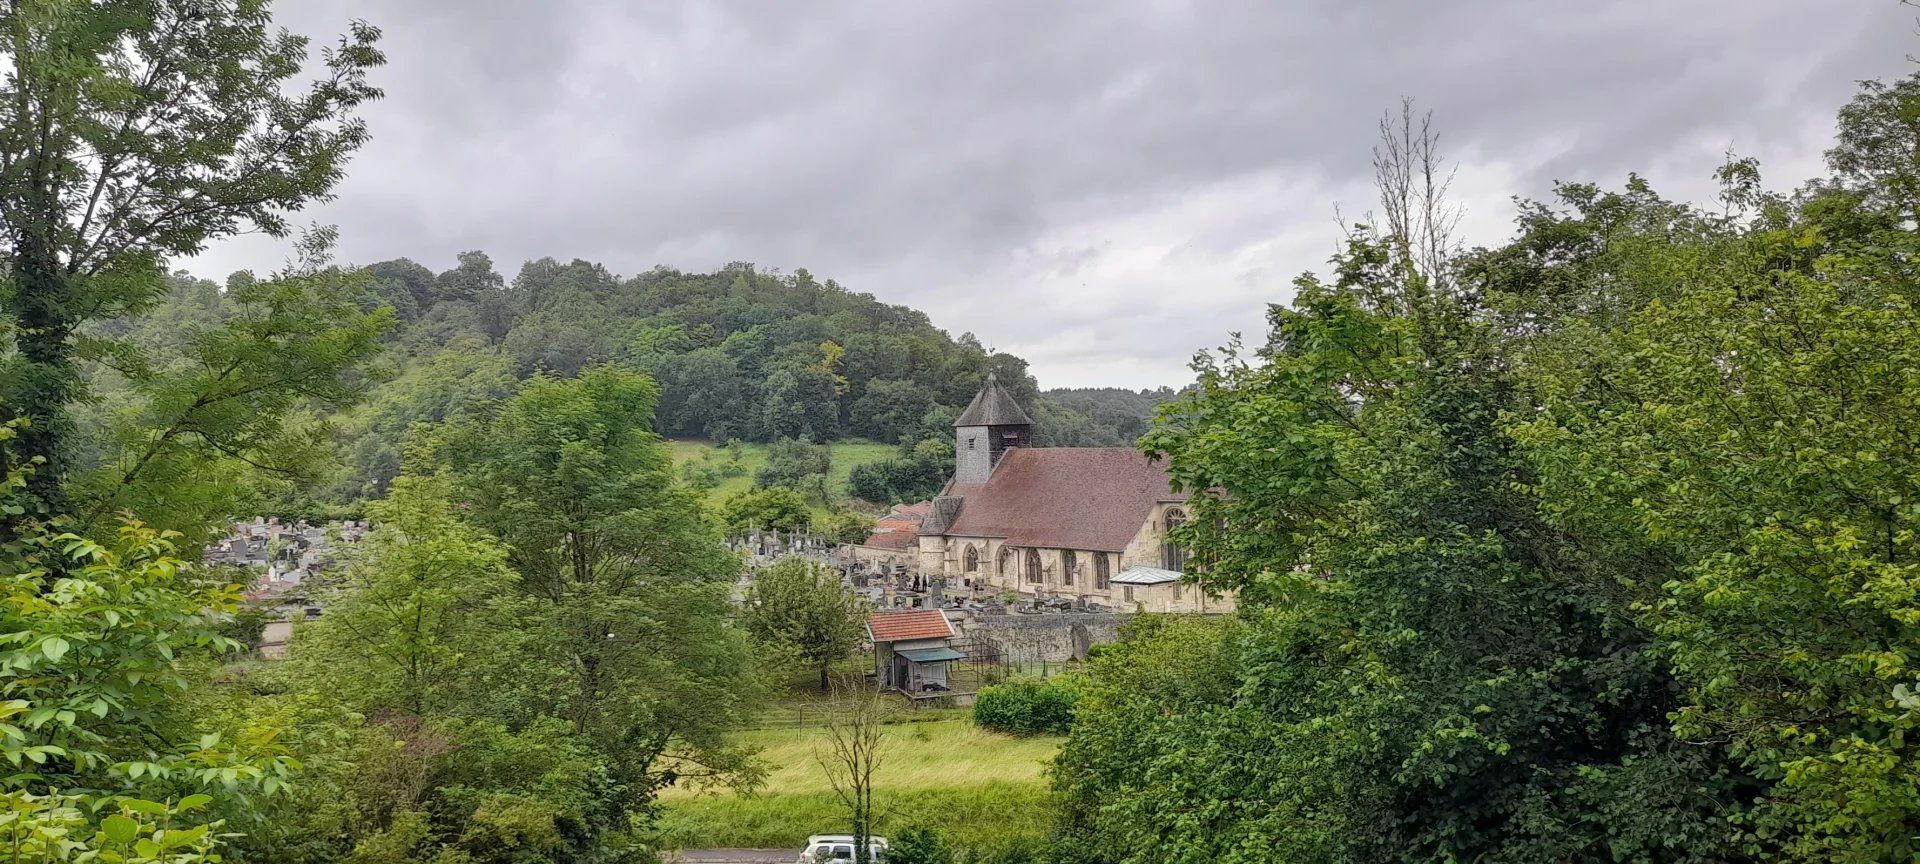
(821, 509), (876, 546)
(722, 486), (812, 535)
(433, 249), (503, 303)
(0, 0), (384, 519)
(72, 261), (391, 542)
(743, 557), (867, 692)
(1504, 137), (1920, 859)
(755, 436), (832, 490)
(1054, 110), (1749, 864)
(292, 474), (513, 715)
(444, 365), (760, 810)
(849, 379), (933, 444)
(848, 439), (949, 505)
(365, 258), (435, 318)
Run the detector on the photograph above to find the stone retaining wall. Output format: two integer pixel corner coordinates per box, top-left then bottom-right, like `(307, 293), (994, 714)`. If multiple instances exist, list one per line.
(948, 609), (1130, 662)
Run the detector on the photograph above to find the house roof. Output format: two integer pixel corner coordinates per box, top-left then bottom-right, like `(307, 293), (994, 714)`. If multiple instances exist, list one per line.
(888, 501), (932, 520)
(855, 500), (929, 550)
(867, 609), (955, 642)
(1112, 565), (1183, 585)
(859, 528), (919, 550)
(938, 447), (1187, 552)
(953, 374), (1034, 427)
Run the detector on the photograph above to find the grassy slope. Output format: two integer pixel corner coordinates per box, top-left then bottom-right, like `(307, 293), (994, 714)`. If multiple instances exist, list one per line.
(668, 438), (899, 517)
(655, 718), (1062, 850)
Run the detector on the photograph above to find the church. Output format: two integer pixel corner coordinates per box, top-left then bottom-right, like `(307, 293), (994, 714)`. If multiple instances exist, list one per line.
(896, 375), (1230, 614)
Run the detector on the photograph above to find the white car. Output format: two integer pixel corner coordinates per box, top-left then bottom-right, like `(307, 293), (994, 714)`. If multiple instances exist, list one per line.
(797, 834), (889, 863)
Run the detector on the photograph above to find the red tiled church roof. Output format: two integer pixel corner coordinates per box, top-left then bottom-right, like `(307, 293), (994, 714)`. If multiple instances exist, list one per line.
(867, 609), (955, 642)
(939, 447), (1185, 552)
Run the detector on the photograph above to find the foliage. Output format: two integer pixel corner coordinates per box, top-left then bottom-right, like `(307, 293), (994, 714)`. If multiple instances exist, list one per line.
(215, 688), (637, 864)
(723, 486), (813, 535)
(848, 440), (952, 505)
(0, 502), (282, 862)
(102, 254), (1152, 508)
(289, 474), (514, 715)
(1048, 78), (1920, 864)
(327, 345), (516, 501)
(1054, 109), (1759, 864)
(215, 605), (272, 654)
(743, 558), (868, 692)
(821, 509), (877, 546)
(73, 265), (392, 543)
(1504, 131), (1920, 859)
(1, 790), (224, 863)
(888, 825), (955, 864)
(443, 365), (762, 816)
(0, 0), (384, 518)
(1033, 388), (1172, 446)
(669, 438), (897, 516)
(972, 677), (1079, 736)
(755, 437), (833, 491)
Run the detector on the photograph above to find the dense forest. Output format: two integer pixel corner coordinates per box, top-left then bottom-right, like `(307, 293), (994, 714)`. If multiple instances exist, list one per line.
(6, 2), (1920, 863)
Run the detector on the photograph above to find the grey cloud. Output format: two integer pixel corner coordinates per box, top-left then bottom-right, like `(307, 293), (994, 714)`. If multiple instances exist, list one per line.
(191, 0), (1919, 387)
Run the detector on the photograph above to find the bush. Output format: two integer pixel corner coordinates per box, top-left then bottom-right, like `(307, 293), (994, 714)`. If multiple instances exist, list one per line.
(216, 604), (273, 652)
(755, 437), (831, 489)
(889, 825), (954, 864)
(972, 677), (1078, 736)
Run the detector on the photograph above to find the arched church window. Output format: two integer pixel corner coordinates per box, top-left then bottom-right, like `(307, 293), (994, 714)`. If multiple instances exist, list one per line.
(1061, 550), (1076, 586)
(1163, 508), (1188, 572)
(1094, 553), (1110, 589)
(1025, 547), (1042, 584)
(963, 545), (979, 572)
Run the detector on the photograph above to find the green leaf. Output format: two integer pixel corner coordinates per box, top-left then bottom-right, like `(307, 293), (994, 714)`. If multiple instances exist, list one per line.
(41, 637), (68, 663)
(101, 813), (139, 844)
(119, 798), (167, 817)
(176, 794), (211, 812)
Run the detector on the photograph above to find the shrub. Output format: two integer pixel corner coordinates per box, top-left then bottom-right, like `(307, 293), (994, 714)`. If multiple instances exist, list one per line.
(217, 604), (274, 652)
(972, 677), (1078, 735)
(889, 825), (954, 864)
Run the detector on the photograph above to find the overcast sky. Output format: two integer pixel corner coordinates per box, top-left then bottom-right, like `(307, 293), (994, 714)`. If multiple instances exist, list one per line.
(186, 1), (1918, 389)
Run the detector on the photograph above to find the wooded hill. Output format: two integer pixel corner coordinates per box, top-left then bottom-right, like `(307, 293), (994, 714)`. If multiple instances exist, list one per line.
(98, 259), (1169, 508)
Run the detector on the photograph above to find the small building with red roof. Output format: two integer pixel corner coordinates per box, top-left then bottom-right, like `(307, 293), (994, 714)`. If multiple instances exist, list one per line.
(867, 609), (961, 692)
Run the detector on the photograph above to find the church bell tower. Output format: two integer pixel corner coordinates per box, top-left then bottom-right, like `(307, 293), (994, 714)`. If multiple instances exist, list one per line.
(952, 372), (1034, 486)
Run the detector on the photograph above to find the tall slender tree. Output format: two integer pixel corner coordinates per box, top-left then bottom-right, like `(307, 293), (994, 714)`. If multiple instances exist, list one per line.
(444, 364), (762, 808)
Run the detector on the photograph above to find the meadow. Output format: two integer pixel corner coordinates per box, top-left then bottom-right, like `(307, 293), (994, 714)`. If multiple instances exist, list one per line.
(668, 438), (899, 516)
(654, 717), (1062, 850)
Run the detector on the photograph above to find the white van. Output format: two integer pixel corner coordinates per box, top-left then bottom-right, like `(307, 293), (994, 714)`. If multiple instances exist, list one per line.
(797, 834), (889, 863)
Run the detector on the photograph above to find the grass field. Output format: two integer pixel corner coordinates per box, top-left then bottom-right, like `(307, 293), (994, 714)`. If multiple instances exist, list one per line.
(668, 438), (898, 517)
(655, 718), (1062, 850)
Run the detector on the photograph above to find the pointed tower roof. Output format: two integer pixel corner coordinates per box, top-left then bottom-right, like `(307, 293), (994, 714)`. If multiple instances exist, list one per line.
(953, 372), (1034, 427)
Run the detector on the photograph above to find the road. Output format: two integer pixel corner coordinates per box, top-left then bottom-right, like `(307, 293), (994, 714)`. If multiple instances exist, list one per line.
(665, 850), (791, 864)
